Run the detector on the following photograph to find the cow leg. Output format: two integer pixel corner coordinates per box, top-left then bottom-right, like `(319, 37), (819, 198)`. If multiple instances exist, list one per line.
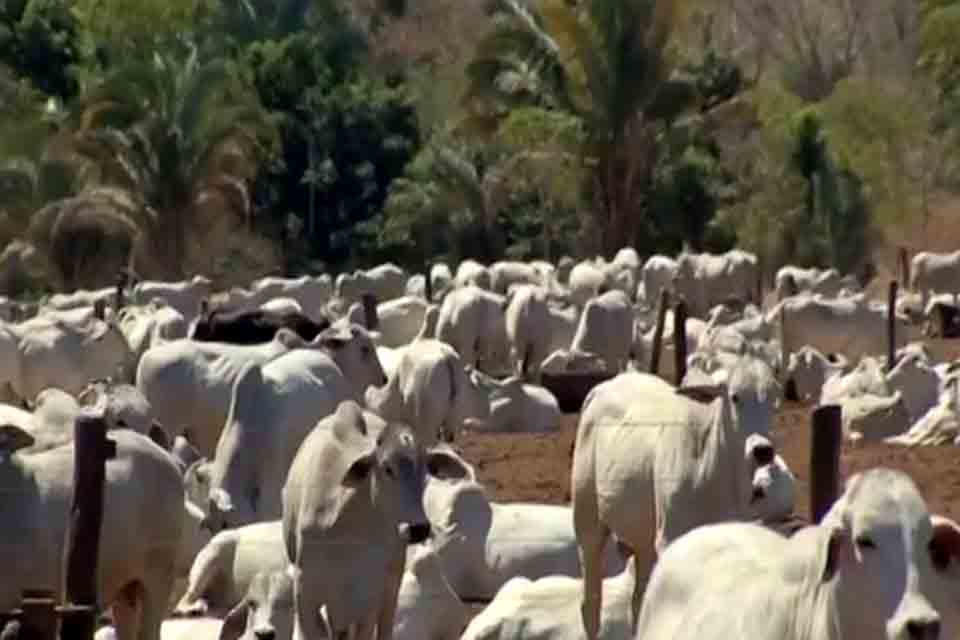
(291, 563), (327, 640)
(174, 534), (232, 615)
(373, 547), (405, 640)
(137, 564), (176, 640)
(577, 523), (609, 640)
(111, 582), (144, 640)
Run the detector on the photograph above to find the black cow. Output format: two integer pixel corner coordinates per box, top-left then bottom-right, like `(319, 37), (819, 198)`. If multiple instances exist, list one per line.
(190, 308), (331, 344)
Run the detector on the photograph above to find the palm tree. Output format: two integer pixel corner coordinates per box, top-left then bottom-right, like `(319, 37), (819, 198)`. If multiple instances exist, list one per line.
(462, 0), (699, 255)
(65, 46), (279, 278)
(385, 137), (514, 262)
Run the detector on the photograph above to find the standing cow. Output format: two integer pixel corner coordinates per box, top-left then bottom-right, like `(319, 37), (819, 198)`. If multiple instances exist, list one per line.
(282, 401), (470, 640)
(572, 353), (780, 640)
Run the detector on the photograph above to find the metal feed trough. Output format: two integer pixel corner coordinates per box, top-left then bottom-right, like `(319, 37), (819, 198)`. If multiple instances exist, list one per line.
(541, 371), (617, 414)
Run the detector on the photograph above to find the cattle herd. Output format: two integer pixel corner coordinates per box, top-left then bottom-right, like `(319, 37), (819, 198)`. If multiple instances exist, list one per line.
(3, 248), (960, 640)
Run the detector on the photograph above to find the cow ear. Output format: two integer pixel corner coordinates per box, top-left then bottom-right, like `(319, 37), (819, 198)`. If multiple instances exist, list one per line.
(821, 527), (852, 582)
(675, 381), (727, 404)
(0, 425), (34, 455)
(343, 450), (377, 487)
(209, 488), (234, 515)
(332, 401), (369, 441)
(218, 600), (248, 640)
(929, 515), (960, 573)
(315, 325), (352, 351)
(426, 448), (471, 481)
(148, 422), (170, 450)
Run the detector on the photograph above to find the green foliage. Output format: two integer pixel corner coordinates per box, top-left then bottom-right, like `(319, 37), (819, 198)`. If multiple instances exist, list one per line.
(0, 0), (79, 100)
(244, 29), (418, 269)
(64, 48), (278, 277)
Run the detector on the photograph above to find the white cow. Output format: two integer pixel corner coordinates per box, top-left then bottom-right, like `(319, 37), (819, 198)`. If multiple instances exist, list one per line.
(774, 265), (853, 299)
(675, 249), (758, 318)
(784, 346), (850, 402)
(96, 618), (224, 640)
(572, 354), (780, 640)
(135, 328), (307, 456)
(466, 372), (562, 433)
(133, 276), (214, 321)
(365, 339), (490, 446)
(0, 311), (135, 403)
(216, 570), (295, 640)
(392, 541), (470, 640)
(454, 260), (492, 290)
(418, 452), (628, 604)
(259, 297), (304, 315)
(117, 300), (190, 368)
(503, 285), (581, 382)
(640, 255), (677, 305)
(176, 521), (287, 617)
(773, 292), (912, 364)
(250, 274), (333, 320)
(44, 287), (118, 311)
(203, 332), (388, 530)
(633, 468), (951, 640)
(429, 263), (453, 301)
(567, 261), (610, 309)
(335, 263), (408, 303)
(371, 296), (430, 348)
(282, 402), (471, 640)
(436, 285), (510, 375)
(489, 261), (544, 295)
(744, 434), (795, 524)
(177, 521), (467, 640)
(0, 425), (183, 640)
(841, 392), (911, 442)
(460, 557), (637, 640)
(570, 290), (634, 374)
(911, 250), (960, 308)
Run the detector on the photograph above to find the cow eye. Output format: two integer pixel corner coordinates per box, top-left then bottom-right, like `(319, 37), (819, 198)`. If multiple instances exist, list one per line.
(385, 465), (396, 478)
(855, 535), (876, 550)
(731, 393), (740, 405)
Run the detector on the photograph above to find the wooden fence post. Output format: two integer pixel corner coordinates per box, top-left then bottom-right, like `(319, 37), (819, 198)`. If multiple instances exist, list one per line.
(898, 246), (910, 289)
(114, 273), (125, 311)
(60, 403), (117, 640)
(649, 288), (670, 376)
(20, 590), (57, 640)
(673, 300), (688, 386)
(361, 293), (379, 331)
(810, 404), (843, 524)
(424, 265), (433, 303)
(887, 279), (898, 372)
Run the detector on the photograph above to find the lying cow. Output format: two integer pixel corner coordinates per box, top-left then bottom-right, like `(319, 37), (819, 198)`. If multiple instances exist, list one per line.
(460, 557), (636, 640)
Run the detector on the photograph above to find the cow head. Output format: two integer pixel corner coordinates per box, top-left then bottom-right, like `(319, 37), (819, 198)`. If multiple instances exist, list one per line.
(817, 469), (945, 640)
(335, 401), (470, 545)
(314, 323), (387, 389)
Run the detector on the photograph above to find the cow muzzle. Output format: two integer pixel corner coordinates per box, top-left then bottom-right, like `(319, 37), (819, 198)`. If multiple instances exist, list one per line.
(752, 443), (775, 466)
(398, 522), (431, 544)
(904, 617), (940, 640)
